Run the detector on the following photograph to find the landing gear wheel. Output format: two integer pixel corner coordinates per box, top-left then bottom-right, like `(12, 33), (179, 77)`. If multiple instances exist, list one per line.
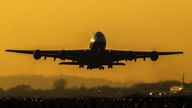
(108, 65), (113, 69)
(79, 65), (84, 68)
(87, 67), (92, 70)
(99, 67), (104, 70)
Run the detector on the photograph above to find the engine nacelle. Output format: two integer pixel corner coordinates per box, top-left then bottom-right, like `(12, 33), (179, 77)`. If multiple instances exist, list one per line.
(59, 50), (66, 60)
(33, 49), (41, 60)
(150, 51), (159, 61)
(127, 51), (135, 61)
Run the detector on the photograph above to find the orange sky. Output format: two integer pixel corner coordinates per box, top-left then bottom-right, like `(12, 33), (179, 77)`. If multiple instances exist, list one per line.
(0, 0), (191, 83)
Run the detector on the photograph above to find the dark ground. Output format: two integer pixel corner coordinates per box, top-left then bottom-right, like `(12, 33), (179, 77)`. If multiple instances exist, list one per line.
(0, 96), (192, 108)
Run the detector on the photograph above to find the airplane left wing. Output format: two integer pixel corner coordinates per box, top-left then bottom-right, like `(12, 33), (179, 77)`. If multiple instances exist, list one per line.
(6, 50), (34, 54)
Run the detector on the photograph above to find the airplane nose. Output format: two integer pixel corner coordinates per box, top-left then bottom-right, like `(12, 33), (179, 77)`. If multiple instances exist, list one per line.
(94, 32), (106, 42)
(95, 32), (104, 37)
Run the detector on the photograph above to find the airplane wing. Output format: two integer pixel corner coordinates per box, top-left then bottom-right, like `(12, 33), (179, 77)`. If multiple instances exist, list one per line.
(108, 50), (183, 61)
(5, 49), (88, 61)
(6, 49), (183, 62)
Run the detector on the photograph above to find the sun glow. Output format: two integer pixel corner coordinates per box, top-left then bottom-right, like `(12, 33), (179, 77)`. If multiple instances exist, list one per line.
(90, 38), (95, 43)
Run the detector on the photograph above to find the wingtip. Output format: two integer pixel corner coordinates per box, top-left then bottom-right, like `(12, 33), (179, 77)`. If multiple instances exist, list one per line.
(5, 49), (10, 52)
(5, 49), (13, 52)
(179, 51), (184, 54)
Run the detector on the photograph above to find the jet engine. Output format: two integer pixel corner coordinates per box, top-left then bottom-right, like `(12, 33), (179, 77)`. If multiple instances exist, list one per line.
(33, 49), (41, 60)
(150, 51), (159, 61)
(127, 51), (135, 61)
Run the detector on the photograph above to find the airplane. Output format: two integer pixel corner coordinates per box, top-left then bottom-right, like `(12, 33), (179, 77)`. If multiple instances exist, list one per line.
(6, 31), (183, 70)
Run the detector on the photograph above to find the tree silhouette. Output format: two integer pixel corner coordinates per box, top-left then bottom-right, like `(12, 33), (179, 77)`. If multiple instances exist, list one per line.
(53, 78), (67, 91)
(7, 84), (31, 96)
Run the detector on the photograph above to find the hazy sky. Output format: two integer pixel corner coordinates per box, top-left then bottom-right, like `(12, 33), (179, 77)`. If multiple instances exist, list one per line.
(0, 0), (191, 83)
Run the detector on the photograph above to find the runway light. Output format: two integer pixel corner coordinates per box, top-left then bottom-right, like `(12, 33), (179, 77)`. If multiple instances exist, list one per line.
(159, 92), (162, 96)
(179, 87), (182, 90)
(149, 92), (153, 96)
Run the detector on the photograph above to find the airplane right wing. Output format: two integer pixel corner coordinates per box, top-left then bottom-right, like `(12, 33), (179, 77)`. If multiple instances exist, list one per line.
(107, 50), (183, 62)
(5, 49), (89, 61)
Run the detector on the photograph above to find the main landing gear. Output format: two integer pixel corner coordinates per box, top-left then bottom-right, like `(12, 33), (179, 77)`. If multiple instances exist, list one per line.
(87, 67), (92, 70)
(86, 66), (105, 70)
(79, 65), (84, 68)
(108, 65), (113, 69)
(99, 67), (104, 70)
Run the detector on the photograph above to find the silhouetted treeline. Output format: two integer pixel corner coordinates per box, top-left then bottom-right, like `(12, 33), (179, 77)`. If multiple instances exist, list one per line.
(0, 75), (130, 89)
(0, 78), (192, 97)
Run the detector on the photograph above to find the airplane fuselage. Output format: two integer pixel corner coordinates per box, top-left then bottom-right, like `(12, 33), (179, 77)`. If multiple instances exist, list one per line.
(89, 32), (106, 52)
(59, 32), (121, 70)
(84, 32), (112, 69)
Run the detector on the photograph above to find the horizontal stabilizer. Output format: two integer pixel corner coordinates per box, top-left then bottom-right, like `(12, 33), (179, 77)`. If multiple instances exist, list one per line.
(59, 62), (80, 65)
(59, 62), (125, 65)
